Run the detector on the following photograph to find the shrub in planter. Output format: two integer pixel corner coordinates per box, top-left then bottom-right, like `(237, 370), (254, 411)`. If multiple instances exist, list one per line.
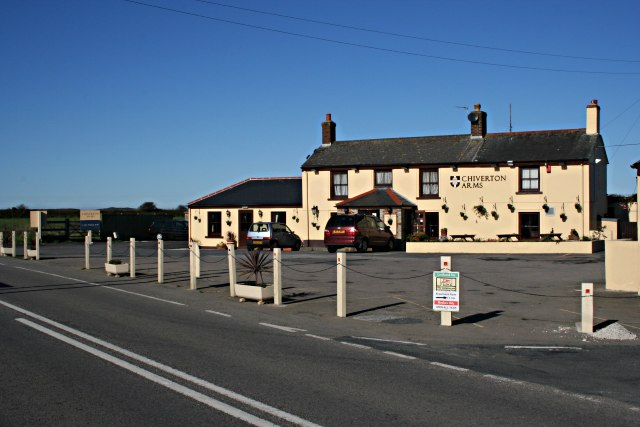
(491, 211), (499, 220)
(441, 204), (449, 213)
(560, 213), (567, 222)
(237, 250), (272, 286)
(575, 203), (583, 213)
(460, 212), (468, 221)
(507, 203), (516, 213)
(542, 204), (550, 213)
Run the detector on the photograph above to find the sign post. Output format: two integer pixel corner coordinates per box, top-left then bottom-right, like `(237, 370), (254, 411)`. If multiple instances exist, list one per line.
(433, 270), (460, 327)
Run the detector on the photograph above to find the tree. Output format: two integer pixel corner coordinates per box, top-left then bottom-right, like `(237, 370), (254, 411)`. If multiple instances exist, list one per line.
(138, 201), (158, 212)
(176, 205), (187, 212)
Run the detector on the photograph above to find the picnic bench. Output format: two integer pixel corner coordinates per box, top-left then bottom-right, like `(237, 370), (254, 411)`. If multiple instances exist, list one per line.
(450, 234), (476, 242)
(540, 233), (563, 241)
(497, 233), (519, 241)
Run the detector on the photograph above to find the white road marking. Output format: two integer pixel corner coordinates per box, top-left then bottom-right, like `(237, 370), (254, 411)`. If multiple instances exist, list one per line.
(12, 266), (186, 306)
(1, 301), (321, 427)
(305, 334), (331, 341)
(483, 374), (525, 385)
(340, 341), (371, 350)
(352, 336), (427, 346)
(16, 318), (278, 427)
(383, 351), (417, 360)
(505, 346), (582, 351)
(430, 362), (468, 372)
(259, 323), (307, 333)
(205, 310), (232, 318)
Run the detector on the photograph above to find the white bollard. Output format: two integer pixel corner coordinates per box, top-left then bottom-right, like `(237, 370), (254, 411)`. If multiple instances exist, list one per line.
(273, 248), (282, 305)
(130, 238), (136, 278)
(84, 233), (90, 269)
(35, 230), (40, 261)
(579, 283), (594, 333)
(195, 241), (201, 278)
(158, 238), (164, 284)
(106, 237), (112, 263)
(23, 231), (28, 260)
(0, 232), (3, 256)
(11, 231), (16, 258)
(337, 252), (347, 317)
(227, 243), (236, 297)
(441, 312), (453, 327)
(189, 241), (197, 290)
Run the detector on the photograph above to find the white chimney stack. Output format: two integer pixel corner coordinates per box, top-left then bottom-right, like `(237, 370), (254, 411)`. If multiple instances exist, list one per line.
(586, 99), (600, 135)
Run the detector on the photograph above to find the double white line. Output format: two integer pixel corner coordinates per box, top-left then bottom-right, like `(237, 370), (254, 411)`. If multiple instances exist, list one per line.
(0, 300), (321, 427)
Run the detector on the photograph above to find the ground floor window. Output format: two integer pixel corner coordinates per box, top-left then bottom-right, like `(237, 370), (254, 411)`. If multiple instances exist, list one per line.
(519, 212), (540, 240)
(207, 212), (222, 238)
(271, 211), (286, 224)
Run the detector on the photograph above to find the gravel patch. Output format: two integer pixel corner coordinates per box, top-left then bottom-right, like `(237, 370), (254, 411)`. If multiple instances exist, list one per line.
(592, 322), (637, 340)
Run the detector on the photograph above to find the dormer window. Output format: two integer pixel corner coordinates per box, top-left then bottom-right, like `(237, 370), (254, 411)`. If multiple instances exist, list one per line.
(375, 170), (393, 187)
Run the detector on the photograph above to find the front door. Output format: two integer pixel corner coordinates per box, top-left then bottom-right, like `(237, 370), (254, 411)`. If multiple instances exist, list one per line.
(239, 210), (253, 248)
(519, 212), (540, 240)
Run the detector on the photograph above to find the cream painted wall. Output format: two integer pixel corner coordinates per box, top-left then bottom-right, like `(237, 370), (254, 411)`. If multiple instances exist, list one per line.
(189, 206), (305, 247)
(303, 161), (600, 241)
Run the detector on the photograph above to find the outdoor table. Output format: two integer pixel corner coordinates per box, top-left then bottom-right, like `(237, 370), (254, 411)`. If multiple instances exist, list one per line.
(497, 233), (519, 241)
(540, 233), (563, 241)
(450, 234), (476, 242)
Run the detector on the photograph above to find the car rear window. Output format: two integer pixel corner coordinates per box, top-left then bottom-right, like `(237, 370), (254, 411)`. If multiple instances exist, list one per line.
(326, 216), (355, 227)
(250, 223), (270, 232)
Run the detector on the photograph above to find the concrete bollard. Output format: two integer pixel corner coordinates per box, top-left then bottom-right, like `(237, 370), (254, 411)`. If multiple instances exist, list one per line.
(578, 282), (594, 333)
(273, 248), (282, 305)
(106, 237), (112, 263)
(195, 240), (201, 278)
(23, 231), (28, 260)
(158, 238), (164, 284)
(11, 231), (16, 258)
(227, 243), (236, 297)
(337, 252), (347, 317)
(130, 238), (136, 278)
(35, 230), (40, 261)
(0, 232), (3, 256)
(84, 232), (90, 270)
(189, 241), (197, 290)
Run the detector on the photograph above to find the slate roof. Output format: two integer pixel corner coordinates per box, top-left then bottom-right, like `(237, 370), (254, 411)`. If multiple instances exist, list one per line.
(336, 188), (416, 209)
(301, 129), (606, 169)
(189, 177), (302, 208)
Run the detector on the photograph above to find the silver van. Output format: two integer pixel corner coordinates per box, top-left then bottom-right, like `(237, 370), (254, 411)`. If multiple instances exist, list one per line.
(246, 222), (302, 251)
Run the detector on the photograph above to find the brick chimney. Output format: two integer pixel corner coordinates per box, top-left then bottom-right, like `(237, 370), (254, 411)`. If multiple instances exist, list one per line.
(586, 99), (600, 135)
(322, 113), (336, 146)
(469, 104), (487, 139)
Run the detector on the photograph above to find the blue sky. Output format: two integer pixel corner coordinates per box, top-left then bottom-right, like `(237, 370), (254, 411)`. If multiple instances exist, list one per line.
(2, 0), (639, 209)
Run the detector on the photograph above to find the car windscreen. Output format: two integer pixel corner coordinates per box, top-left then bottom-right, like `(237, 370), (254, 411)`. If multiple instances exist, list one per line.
(250, 223), (270, 232)
(326, 216), (355, 227)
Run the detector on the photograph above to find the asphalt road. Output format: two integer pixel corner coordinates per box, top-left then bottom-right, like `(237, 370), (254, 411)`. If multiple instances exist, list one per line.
(0, 244), (639, 426)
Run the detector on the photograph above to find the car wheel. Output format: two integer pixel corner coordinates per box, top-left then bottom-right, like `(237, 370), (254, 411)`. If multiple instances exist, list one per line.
(293, 241), (301, 251)
(356, 239), (368, 253)
(384, 238), (394, 252)
(327, 245), (338, 253)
